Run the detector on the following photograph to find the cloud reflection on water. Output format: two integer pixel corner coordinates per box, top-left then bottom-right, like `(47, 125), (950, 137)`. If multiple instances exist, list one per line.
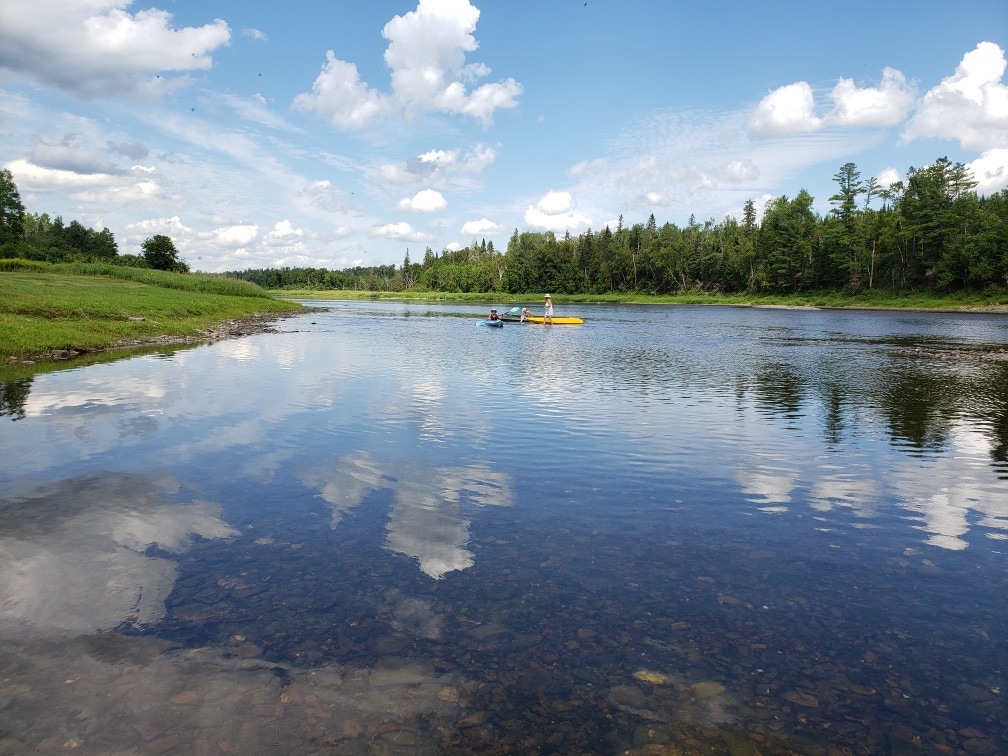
(302, 453), (512, 579)
(0, 472), (236, 634)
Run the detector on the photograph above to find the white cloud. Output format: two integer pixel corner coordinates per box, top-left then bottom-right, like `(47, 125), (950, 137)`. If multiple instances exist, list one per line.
(242, 27), (267, 42)
(749, 82), (823, 137)
(969, 148), (1008, 195)
(123, 216), (192, 248)
(397, 189), (447, 212)
(569, 158), (609, 178)
(293, 0), (521, 129)
(302, 180), (347, 213)
(460, 218), (503, 236)
(875, 166), (903, 189)
(291, 53), (390, 128)
(378, 144), (495, 186)
(524, 191), (591, 233)
(717, 159), (759, 183)
(212, 93), (298, 132)
(0, 0), (230, 99)
(750, 66), (917, 138)
(536, 190), (573, 214)
(371, 221), (433, 242)
(458, 144), (496, 173)
(108, 141), (149, 160)
(828, 67), (916, 127)
(266, 220), (303, 240)
(903, 42), (1008, 151)
(211, 224), (259, 248)
(6, 158), (115, 191)
(29, 136), (120, 174)
(72, 179), (160, 206)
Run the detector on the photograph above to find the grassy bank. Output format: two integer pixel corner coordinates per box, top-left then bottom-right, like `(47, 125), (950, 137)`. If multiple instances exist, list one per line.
(276, 287), (1008, 312)
(1, 261), (304, 364)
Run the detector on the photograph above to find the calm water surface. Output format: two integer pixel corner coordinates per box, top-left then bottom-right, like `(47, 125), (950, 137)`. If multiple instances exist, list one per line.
(2, 301), (1007, 754)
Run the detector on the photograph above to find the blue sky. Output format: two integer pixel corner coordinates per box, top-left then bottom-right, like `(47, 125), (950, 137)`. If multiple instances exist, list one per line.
(1, 0), (1006, 273)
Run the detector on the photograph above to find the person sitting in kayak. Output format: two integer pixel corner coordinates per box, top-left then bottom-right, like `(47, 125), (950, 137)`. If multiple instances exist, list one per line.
(488, 308), (501, 320)
(520, 307), (532, 322)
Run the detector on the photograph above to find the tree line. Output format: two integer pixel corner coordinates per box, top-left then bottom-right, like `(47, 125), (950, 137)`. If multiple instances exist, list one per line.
(4, 157), (1008, 295)
(232, 157), (1008, 296)
(0, 169), (187, 272)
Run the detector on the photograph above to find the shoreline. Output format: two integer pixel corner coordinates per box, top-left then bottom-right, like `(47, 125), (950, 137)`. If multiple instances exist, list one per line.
(9, 310), (311, 367)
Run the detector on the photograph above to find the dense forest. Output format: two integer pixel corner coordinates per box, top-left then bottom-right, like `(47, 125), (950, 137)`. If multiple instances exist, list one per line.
(4, 158), (1008, 296)
(230, 158), (1008, 296)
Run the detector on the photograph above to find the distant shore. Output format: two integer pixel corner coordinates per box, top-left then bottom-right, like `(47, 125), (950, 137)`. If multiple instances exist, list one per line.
(275, 288), (1008, 312)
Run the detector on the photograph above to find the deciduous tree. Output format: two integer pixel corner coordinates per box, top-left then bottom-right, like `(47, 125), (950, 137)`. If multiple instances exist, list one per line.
(142, 234), (188, 272)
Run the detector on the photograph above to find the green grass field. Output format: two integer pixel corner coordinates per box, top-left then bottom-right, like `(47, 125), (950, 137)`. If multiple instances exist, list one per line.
(1, 261), (303, 364)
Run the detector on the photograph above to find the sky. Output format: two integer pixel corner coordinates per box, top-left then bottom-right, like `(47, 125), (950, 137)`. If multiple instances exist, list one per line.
(1, 0), (1007, 274)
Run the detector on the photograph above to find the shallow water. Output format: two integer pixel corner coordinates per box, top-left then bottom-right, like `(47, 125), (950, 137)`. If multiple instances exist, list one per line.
(2, 301), (1007, 754)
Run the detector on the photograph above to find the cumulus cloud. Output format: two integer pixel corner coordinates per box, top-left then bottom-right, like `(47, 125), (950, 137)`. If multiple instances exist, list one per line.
(537, 190), (573, 214)
(122, 216), (192, 248)
(211, 224), (260, 248)
(460, 218), (504, 236)
(903, 41), (1008, 151)
(71, 179), (160, 206)
(749, 82), (823, 137)
(293, 0), (521, 129)
(828, 67), (916, 127)
(875, 166), (903, 189)
(371, 221), (433, 242)
(379, 144), (495, 186)
(7, 135), (167, 208)
(751, 66), (917, 138)
(7, 158), (116, 191)
(397, 189), (447, 212)
(291, 53), (389, 128)
(29, 136), (120, 175)
(524, 190), (592, 233)
(265, 220), (303, 240)
(969, 148), (1008, 195)
(0, 0), (230, 99)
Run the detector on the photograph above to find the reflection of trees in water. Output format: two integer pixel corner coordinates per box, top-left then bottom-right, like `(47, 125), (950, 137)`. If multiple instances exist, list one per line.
(822, 384), (846, 447)
(0, 379), (32, 420)
(738, 354), (1008, 472)
(975, 368), (1008, 477)
(750, 363), (804, 421)
(876, 365), (959, 451)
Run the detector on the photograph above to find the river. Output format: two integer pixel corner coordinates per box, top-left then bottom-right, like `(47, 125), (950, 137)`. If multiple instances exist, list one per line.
(1, 300), (1007, 753)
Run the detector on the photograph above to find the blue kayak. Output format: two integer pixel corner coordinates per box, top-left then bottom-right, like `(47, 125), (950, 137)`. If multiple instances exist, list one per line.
(477, 319), (504, 327)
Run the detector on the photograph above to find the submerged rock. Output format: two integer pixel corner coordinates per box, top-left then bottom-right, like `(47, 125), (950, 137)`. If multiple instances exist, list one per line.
(692, 681), (725, 699)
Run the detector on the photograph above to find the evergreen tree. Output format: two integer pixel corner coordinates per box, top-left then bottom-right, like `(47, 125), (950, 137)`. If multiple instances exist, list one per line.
(0, 169), (26, 246)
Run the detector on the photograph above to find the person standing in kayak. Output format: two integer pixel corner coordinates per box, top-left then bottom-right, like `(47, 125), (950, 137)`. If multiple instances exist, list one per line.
(544, 294), (553, 325)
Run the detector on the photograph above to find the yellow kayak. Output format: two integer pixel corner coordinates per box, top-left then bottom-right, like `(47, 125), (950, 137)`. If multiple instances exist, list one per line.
(523, 315), (584, 325)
